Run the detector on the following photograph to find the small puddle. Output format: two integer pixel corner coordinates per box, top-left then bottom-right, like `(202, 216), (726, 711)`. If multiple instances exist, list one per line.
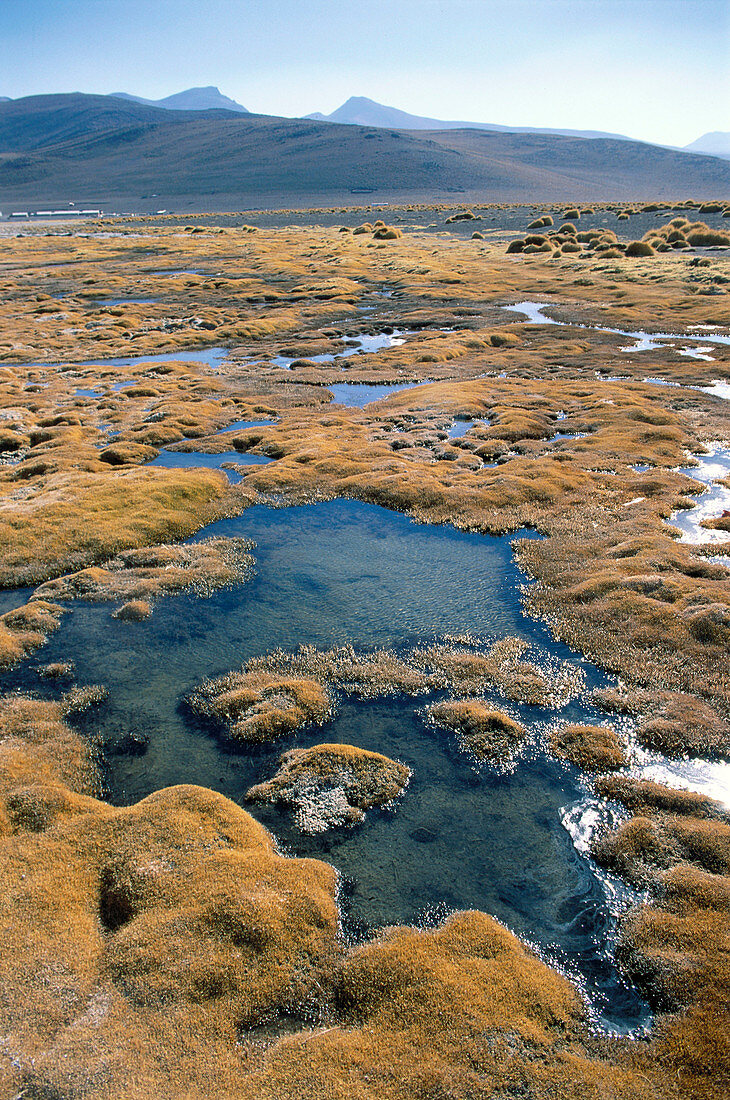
(213, 418), (277, 435)
(328, 381), (427, 408)
(94, 299), (160, 307)
(11, 348), (234, 372)
(448, 418), (485, 439)
(701, 380), (730, 400)
(254, 330), (409, 371)
(146, 448), (272, 483)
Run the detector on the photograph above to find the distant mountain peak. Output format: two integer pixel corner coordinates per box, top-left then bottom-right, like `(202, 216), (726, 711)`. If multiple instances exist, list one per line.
(305, 95), (632, 142)
(684, 131), (730, 159)
(111, 87), (248, 113)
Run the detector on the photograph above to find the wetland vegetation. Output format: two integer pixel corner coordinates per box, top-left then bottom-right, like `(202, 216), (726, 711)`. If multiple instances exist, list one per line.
(0, 199), (728, 1099)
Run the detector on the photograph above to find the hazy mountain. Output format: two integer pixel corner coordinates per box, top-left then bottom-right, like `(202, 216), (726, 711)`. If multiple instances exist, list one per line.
(0, 97), (10, 103)
(684, 131), (730, 159)
(1, 93), (728, 212)
(0, 93), (221, 154)
(305, 96), (632, 142)
(112, 86), (248, 113)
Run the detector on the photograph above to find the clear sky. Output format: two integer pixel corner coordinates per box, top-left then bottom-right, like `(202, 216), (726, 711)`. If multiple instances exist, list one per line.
(0, 0), (727, 146)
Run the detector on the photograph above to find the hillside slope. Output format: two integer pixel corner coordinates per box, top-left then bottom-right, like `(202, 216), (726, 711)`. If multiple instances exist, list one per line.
(1, 94), (728, 211)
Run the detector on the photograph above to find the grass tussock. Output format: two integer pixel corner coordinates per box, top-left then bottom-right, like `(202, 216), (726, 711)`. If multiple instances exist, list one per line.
(0, 599), (65, 669)
(416, 637), (585, 707)
(593, 687), (730, 758)
(549, 722), (627, 772)
(190, 669), (334, 742)
(427, 699), (526, 765)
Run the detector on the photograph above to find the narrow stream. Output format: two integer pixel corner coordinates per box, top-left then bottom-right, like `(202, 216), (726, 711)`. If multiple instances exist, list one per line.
(504, 301), (730, 360)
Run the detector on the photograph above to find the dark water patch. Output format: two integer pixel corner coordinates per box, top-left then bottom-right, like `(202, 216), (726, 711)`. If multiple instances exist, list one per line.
(213, 418), (277, 435)
(0, 586), (35, 614)
(552, 431), (588, 442)
(9, 347), (233, 372)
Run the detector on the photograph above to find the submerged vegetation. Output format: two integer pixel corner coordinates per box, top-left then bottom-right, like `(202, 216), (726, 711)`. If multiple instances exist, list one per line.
(0, 199), (728, 1097)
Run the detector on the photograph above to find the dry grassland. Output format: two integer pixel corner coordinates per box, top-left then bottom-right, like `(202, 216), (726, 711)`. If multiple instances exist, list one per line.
(0, 211), (728, 1097)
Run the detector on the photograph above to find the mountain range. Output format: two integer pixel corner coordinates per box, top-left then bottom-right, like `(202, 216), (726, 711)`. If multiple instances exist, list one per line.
(0, 92), (728, 213)
(0, 87), (726, 155)
(305, 96), (633, 143)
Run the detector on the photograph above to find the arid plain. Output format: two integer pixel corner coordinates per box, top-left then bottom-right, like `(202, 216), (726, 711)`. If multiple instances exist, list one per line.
(0, 200), (729, 1099)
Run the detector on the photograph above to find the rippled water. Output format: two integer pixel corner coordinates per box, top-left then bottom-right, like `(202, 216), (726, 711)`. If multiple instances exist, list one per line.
(1, 499), (649, 1030)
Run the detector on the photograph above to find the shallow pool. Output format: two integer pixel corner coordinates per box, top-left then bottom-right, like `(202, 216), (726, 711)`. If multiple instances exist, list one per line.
(1, 499), (649, 1029)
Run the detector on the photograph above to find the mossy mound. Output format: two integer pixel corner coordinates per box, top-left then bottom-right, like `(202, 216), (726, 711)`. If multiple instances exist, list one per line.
(549, 722), (627, 773)
(427, 699), (525, 764)
(190, 669), (333, 742)
(247, 743), (411, 833)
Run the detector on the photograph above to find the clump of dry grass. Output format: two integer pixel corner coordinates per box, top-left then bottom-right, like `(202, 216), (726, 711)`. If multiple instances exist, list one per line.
(625, 240), (655, 257)
(38, 659), (75, 680)
(246, 644), (437, 698)
(190, 668), (334, 742)
(0, 691), (102, 801)
(592, 812), (730, 887)
(113, 598), (152, 621)
(593, 687), (730, 758)
(246, 743), (411, 833)
(426, 699), (525, 765)
(0, 599), (65, 669)
(595, 775), (727, 820)
(549, 722), (627, 772)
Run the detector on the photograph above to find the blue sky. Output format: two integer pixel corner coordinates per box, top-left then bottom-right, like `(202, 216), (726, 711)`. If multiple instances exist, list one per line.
(1, 0), (727, 145)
